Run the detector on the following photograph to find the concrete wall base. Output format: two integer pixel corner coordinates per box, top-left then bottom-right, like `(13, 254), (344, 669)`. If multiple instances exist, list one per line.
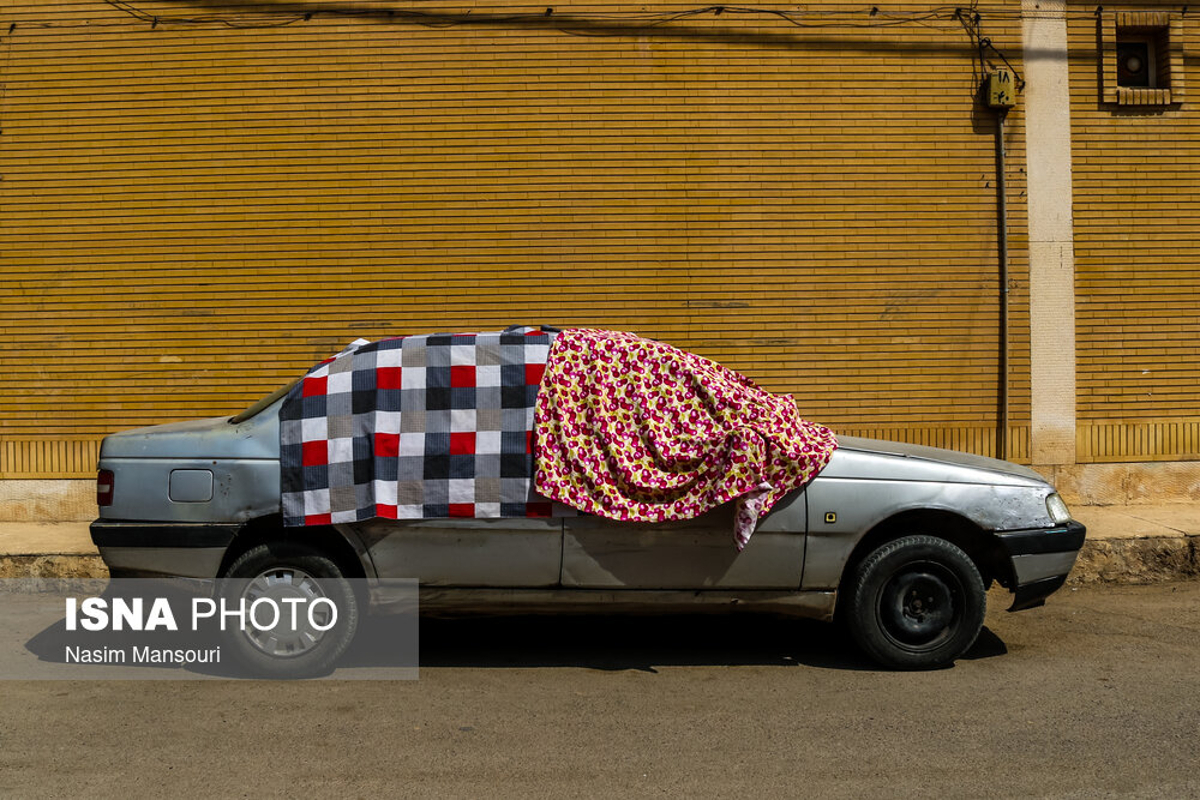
(7, 463), (1200, 523)
(1036, 462), (1200, 505)
(0, 481), (96, 522)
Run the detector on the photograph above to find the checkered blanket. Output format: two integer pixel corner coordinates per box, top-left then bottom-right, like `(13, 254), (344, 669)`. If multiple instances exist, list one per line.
(281, 328), (558, 526)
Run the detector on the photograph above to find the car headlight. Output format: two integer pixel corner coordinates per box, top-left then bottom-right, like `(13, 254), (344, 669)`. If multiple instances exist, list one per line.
(1046, 493), (1072, 525)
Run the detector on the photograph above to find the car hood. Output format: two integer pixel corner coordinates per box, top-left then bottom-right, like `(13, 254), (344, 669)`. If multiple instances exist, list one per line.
(99, 402), (282, 460)
(820, 436), (1050, 487)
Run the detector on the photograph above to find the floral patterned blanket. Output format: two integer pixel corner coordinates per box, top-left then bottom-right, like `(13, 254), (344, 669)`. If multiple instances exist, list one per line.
(533, 329), (838, 548)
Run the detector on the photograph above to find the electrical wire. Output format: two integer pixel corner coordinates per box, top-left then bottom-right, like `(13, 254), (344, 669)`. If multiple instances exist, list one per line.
(101, 0), (319, 28)
(94, 1), (978, 33)
(6, 0), (1116, 85)
(61, 0), (1181, 32)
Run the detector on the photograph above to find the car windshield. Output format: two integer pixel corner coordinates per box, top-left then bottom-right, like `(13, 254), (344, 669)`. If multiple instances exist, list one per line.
(229, 380), (299, 424)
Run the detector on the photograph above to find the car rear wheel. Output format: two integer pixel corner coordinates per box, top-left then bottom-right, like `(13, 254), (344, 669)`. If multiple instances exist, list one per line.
(844, 535), (986, 670)
(221, 542), (360, 678)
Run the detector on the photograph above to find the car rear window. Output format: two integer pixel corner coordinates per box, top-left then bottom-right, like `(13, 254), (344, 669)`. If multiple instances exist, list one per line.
(230, 381), (298, 424)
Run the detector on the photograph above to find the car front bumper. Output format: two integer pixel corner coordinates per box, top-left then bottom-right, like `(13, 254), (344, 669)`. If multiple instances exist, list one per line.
(995, 520), (1086, 611)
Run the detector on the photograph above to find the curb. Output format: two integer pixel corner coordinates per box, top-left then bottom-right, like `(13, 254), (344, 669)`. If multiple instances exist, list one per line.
(1069, 534), (1200, 585)
(1, 537), (1197, 584)
(0, 554), (109, 580)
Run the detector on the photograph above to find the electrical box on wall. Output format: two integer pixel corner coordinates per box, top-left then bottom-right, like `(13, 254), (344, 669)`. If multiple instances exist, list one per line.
(987, 69), (1016, 108)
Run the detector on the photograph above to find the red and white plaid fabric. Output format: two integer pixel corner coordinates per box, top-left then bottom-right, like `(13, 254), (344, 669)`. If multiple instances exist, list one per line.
(281, 328), (559, 526)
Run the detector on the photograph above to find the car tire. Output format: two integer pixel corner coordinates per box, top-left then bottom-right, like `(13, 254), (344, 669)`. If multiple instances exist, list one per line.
(844, 535), (985, 670)
(220, 542), (360, 678)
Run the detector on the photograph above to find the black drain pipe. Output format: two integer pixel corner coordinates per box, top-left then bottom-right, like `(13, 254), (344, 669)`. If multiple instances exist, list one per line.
(993, 109), (1010, 461)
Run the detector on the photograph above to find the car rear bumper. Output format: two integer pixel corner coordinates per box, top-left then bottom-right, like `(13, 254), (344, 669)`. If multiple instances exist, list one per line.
(995, 520), (1086, 611)
(90, 520), (240, 578)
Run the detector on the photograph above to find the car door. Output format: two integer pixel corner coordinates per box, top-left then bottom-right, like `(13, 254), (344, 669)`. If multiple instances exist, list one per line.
(347, 517), (563, 587)
(559, 490), (807, 589)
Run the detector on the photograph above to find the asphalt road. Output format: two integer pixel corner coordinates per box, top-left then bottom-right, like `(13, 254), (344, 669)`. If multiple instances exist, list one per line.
(2, 581), (1198, 798)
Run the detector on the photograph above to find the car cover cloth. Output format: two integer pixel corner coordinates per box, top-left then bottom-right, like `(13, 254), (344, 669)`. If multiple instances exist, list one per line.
(532, 328), (838, 549)
(280, 327), (560, 526)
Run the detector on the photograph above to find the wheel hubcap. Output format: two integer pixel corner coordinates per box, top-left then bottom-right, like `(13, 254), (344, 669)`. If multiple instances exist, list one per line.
(878, 562), (962, 651)
(240, 568), (331, 658)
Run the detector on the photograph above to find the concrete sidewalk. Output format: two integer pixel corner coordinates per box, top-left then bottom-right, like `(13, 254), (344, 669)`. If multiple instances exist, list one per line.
(0, 507), (1196, 582)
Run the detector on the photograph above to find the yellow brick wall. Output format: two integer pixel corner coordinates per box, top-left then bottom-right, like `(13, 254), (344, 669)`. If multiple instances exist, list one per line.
(0, 0), (1029, 477)
(1068, 7), (1200, 463)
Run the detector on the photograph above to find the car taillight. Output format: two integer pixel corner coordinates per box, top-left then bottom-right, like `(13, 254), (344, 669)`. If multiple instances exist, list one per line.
(97, 469), (114, 507)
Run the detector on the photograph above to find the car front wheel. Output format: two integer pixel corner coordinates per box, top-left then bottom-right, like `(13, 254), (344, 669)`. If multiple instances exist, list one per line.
(844, 535), (986, 670)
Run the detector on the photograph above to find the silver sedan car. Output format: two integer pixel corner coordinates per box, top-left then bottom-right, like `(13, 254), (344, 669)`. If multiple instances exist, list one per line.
(91, 383), (1084, 673)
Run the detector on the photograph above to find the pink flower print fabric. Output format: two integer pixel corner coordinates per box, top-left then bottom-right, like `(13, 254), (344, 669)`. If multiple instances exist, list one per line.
(532, 329), (838, 549)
